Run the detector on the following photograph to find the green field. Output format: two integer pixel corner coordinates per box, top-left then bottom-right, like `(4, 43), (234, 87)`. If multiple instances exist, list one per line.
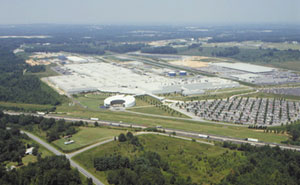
(161, 89), (255, 101)
(242, 92), (300, 101)
(55, 102), (287, 143)
(73, 134), (245, 185)
(74, 93), (187, 118)
(26, 64), (60, 78)
(0, 101), (54, 112)
(52, 127), (126, 152)
(74, 93), (112, 110)
(128, 106), (186, 118)
(203, 41), (300, 51)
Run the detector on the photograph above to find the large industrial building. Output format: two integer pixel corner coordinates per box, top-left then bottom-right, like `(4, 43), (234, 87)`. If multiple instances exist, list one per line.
(48, 61), (240, 95)
(211, 62), (275, 73)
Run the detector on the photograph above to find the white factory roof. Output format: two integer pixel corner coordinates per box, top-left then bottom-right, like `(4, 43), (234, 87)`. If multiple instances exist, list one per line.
(67, 56), (88, 63)
(48, 62), (240, 95)
(231, 73), (261, 80)
(212, 62), (275, 73)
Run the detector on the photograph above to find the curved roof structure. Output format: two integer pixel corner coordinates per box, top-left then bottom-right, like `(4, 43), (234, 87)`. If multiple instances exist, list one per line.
(104, 95), (135, 108)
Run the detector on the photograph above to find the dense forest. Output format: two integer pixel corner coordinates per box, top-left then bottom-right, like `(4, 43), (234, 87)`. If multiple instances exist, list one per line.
(0, 127), (26, 165)
(221, 142), (300, 185)
(0, 44), (62, 106)
(181, 46), (300, 64)
(25, 44), (105, 55)
(0, 156), (85, 185)
(0, 111), (79, 142)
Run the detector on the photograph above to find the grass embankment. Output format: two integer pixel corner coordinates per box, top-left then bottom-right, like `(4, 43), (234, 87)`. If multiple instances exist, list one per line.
(160, 89), (255, 101)
(73, 134), (246, 185)
(0, 101), (55, 112)
(242, 92), (300, 101)
(26, 65), (60, 78)
(74, 93), (188, 118)
(55, 102), (287, 143)
(129, 96), (188, 118)
(52, 127), (125, 152)
(74, 93), (112, 110)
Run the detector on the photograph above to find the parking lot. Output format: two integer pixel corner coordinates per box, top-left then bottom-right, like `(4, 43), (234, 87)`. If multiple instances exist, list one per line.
(176, 97), (300, 125)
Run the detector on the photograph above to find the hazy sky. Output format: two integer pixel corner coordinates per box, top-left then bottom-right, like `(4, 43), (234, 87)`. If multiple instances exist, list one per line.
(0, 0), (299, 24)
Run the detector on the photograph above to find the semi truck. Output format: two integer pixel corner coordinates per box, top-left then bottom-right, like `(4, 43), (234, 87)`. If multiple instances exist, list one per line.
(198, 134), (209, 139)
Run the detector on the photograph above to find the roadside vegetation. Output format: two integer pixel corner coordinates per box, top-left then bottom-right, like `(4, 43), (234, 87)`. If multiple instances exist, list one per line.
(73, 134), (243, 185)
(74, 133), (300, 185)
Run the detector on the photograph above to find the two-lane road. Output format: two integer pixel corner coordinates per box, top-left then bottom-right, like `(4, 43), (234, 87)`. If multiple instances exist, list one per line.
(22, 131), (105, 185)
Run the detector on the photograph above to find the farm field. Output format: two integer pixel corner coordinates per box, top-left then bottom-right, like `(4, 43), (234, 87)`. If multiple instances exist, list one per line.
(52, 127), (126, 152)
(73, 134), (245, 185)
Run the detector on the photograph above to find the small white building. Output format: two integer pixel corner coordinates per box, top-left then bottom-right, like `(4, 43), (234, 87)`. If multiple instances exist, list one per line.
(64, 140), (74, 145)
(104, 95), (136, 108)
(25, 147), (34, 155)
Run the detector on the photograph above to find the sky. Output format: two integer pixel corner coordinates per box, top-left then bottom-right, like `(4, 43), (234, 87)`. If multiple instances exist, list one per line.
(0, 0), (299, 25)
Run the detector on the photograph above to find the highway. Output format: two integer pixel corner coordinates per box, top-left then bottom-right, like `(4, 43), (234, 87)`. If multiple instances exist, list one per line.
(13, 111), (300, 185)
(8, 111), (300, 152)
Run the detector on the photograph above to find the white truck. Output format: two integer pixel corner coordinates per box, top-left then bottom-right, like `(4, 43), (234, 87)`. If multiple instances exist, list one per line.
(198, 134), (209, 139)
(246, 138), (258, 142)
(90, 117), (99, 121)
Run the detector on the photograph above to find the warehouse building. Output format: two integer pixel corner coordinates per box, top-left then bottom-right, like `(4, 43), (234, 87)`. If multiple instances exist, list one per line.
(211, 62), (275, 73)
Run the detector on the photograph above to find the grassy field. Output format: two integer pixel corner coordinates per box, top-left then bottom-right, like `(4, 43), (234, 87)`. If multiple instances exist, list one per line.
(73, 134), (246, 185)
(26, 65), (60, 78)
(203, 41), (300, 51)
(0, 101), (54, 112)
(272, 61), (300, 72)
(52, 127), (126, 152)
(74, 93), (187, 118)
(161, 89), (255, 101)
(54, 102), (288, 143)
(242, 92), (300, 101)
(73, 93), (112, 110)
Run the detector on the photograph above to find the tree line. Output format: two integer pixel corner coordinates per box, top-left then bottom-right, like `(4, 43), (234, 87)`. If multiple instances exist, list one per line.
(0, 111), (79, 142)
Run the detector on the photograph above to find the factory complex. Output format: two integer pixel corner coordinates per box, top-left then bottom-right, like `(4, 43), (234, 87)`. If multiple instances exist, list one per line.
(48, 59), (239, 96)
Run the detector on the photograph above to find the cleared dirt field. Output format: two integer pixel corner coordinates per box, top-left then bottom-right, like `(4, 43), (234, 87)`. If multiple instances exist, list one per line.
(168, 56), (223, 68)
